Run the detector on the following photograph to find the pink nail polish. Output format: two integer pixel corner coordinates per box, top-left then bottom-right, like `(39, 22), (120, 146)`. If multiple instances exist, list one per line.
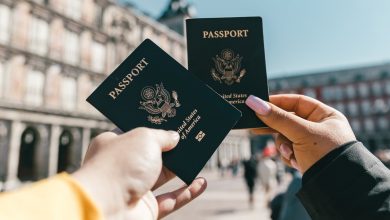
(280, 143), (293, 159)
(245, 95), (271, 116)
(290, 159), (300, 171)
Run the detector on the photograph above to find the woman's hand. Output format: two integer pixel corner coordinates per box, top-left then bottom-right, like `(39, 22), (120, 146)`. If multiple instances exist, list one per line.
(246, 94), (356, 173)
(72, 127), (207, 220)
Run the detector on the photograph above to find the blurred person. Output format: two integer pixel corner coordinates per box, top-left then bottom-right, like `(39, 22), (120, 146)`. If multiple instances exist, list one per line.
(230, 157), (240, 177)
(274, 156), (286, 185)
(0, 128), (207, 220)
(246, 94), (390, 219)
(242, 155), (258, 208)
(219, 158), (230, 177)
(258, 143), (277, 199)
(276, 169), (310, 220)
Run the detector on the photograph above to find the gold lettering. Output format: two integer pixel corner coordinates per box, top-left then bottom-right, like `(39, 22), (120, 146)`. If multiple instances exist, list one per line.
(118, 82), (126, 90)
(131, 68), (140, 76)
(202, 29), (250, 39)
(108, 91), (117, 99)
(242, 30), (249, 37)
(203, 31), (208, 38)
(122, 78), (130, 85)
(237, 30), (243, 37)
(108, 58), (149, 100)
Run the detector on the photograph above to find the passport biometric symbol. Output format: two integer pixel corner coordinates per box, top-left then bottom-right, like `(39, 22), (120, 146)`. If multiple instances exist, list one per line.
(139, 83), (181, 125)
(211, 49), (247, 85)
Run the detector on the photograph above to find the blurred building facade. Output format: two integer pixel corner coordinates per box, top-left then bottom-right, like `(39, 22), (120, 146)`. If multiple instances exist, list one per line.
(0, 0), (188, 190)
(268, 63), (390, 151)
(0, 0), (251, 189)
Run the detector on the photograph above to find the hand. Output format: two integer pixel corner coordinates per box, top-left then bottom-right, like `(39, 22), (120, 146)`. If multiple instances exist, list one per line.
(72, 127), (207, 220)
(246, 94), (356, 173)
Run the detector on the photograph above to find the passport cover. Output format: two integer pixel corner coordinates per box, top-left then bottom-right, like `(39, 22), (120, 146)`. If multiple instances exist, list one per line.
(186, 17), (269, 129)
(87, 39), (241, 185)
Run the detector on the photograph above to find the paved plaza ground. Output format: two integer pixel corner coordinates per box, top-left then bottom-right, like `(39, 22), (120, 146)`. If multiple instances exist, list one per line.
(155, 170), (274, 220)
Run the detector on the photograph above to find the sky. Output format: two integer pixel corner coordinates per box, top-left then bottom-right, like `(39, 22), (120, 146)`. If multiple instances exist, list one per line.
(125, 0), (390, 78)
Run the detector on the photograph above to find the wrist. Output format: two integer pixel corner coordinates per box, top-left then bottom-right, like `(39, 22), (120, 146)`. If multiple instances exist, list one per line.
(72, 165), (128, 218)
(302, 141), (358, 185)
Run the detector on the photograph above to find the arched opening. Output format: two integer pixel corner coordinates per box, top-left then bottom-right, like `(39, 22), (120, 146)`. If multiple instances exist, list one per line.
(57, 130), (73, 173)
(17, 127), (39, 181)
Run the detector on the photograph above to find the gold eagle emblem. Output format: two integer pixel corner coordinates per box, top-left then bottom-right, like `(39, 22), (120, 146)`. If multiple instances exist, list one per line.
(211, 49), (246, 85)
(139, 83), (181, 125)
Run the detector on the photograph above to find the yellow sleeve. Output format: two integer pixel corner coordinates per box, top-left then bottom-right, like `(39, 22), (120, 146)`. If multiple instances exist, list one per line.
(0, 173), (104, 220)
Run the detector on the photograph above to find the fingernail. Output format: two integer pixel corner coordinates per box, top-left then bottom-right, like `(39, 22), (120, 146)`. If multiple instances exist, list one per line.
(111, 127), (123, 135)
(290, 159), (300, 171)
(169, 130), (180, 141)
(245, 95), (271, 116)
(190, 178), (207, 190)
(280, 143), (293, 159)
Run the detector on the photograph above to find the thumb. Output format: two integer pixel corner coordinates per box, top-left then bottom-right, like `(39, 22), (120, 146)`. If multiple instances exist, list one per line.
(127, 128), (180, 152)
(151, 129), (181, 152)
(245, 95), (311, 141)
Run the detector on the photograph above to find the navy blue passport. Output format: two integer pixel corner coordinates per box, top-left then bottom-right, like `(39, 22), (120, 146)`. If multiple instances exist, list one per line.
(186, 17), (269, 129)
(87, 39), (241, 185)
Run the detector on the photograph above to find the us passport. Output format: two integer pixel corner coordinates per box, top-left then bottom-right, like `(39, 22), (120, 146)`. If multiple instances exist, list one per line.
(186, 17), (269, 129)
(87, 39), (241, 185)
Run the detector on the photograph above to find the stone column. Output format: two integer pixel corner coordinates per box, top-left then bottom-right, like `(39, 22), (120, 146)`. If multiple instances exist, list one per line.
(48, 125), (61, 176)
(35, 124), (50, 180)
(70, 128), (82, 172)
(81, 127), (91, 163)
(0, 120), (11, 185)
(5, 121), (25, 189)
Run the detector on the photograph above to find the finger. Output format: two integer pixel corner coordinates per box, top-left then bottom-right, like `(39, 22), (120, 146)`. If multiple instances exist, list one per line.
(290, 158), (302, 172)
(246, 95), (311, 141)
(156, 177), (207, 219)
(274, 134), (293, 160)
(128, 128), (180, 152)
(152, 130), (180, 152)
(250, 127), (277, 135)
(152, 167), (176, 191)
(281, 156), (293, 168)
(269, 94), (336, 122)
(111, 127), (124, 135)
(93, 131), (119, 141)
(84, 131), (119, 161)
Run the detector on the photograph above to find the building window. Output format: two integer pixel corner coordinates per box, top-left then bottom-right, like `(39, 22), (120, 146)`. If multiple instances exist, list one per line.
(351, 119), (361, 132)
(25, 70), (45, 106)
(334, 102), (346, 114)
(364, 118), (375, 132)
(0, 4), (11, 44)
(347, 102), (359, 116)
(29, 17), (49, 56)
(334, 86), (343, 101)
(91, 41), (106, 73)
(374, 98), (387, 114)
(61, 77), (77, 110)
(64, 31), (80, 65)
(358, 83), (370, 98)
(303, 88), (317, 99)
(66, 0), (81, 20)
(94, 3), (103, 28)
(49, 19), (64, 60)
(378, 117), (389, 130)
(385, 80), (390, 95)
(371, 81), (383, 97)
(345, 85), (356, 99)
(322, 87), (334, 101)
(361, 100), (371, 115)
(0, 61), (4, 97)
